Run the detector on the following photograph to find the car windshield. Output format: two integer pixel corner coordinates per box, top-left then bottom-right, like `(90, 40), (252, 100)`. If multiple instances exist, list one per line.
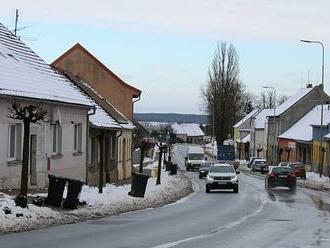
(210, 165), (235, 173)
(189, 153), (204, 160)
(272, 167), (292, 174)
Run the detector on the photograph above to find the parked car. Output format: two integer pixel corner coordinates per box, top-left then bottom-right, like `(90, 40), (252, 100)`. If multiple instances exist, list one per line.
(251, 159), (268, 172)
(206, 163), (240, 193)
(265, 166), (297, 191)
(287, 162), (306, 179)
(199, 162), (215, 179)
(247, 157), (261, 168)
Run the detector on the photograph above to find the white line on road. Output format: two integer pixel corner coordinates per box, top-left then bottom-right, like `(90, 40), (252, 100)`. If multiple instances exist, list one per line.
(151, 193), (268, 248)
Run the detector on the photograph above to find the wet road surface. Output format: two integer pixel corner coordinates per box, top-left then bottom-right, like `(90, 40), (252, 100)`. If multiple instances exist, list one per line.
(0, 144), (329, 248)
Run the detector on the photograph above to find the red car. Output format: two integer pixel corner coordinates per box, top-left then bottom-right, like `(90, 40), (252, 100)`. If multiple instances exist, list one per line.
(287, 162), (306, 179)
(265, 166), (297, 191)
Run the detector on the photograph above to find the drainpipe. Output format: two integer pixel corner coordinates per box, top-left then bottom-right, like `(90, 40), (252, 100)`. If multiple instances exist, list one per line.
(116, 129), (123, 181)
(86, 107), (96, 184)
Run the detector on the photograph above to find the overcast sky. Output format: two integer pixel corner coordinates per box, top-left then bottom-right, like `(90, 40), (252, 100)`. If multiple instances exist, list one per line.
(1, 0), (330, 114)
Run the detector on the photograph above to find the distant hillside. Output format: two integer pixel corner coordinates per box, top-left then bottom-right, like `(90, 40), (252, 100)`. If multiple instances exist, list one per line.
(134, 113), (210, 124)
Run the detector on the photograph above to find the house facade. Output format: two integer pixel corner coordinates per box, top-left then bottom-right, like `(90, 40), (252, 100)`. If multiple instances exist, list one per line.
(250, 109), (272, 159)
(0, 23), (93, 189)
(267, 85), (330, 165)
(233, 109), (260, 160)
(52, 45), (140, 180)
(171, 123), (204, 144)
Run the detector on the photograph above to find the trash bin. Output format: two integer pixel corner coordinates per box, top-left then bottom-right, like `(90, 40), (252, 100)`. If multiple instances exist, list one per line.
(45, 175), (67, 207)
(129, 172), (149, 198)
(63, 179), (84, 210)
(165, 161), (171, 171)
(170, 163), (178, 175)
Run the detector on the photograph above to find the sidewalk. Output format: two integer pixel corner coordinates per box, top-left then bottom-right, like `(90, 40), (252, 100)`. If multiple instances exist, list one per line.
(0, 168), (192, 234)
(239, 161), (330, 192)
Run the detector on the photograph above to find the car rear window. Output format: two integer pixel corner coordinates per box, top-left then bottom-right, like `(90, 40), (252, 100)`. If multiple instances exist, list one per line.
(272, 167), (292, 174)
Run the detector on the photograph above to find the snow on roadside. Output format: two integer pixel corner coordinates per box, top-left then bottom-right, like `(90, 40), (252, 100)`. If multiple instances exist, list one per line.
(0, 171), (192, 234)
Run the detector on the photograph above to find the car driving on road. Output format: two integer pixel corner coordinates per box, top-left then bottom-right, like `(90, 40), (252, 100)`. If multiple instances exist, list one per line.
(247, 156), (261, 168)
(199, 161), (214, 179)
(206, 163), (239, 193)
(251, 159), (268, 172)
(265, 166), (297, 191)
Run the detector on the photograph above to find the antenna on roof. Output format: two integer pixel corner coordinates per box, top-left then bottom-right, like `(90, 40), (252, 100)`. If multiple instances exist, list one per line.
(12, 9), (30, 39)
(14, 9), (19, 36)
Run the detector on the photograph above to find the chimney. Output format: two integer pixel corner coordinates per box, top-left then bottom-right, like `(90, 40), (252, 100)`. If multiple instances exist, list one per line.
(306, 83), (313, 88)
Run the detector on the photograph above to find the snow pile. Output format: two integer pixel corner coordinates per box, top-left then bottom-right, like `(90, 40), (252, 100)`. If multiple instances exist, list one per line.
(0, 171), (192, 234)
(299, 172), (330, 191)
(0, 193), (67, 233)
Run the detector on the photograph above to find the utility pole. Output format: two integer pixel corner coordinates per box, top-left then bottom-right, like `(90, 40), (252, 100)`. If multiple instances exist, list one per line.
(301, 39), (325, 177)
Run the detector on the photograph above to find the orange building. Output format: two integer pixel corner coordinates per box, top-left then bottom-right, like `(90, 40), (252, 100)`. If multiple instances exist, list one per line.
(52, 44), (141, 180)
(52, 43), (141, 120)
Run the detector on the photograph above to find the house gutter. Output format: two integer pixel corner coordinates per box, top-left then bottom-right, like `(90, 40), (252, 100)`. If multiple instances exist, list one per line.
(86, 107), (96, 184)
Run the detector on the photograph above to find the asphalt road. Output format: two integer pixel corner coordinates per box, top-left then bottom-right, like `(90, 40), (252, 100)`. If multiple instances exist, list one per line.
(1, 144), (330, 248)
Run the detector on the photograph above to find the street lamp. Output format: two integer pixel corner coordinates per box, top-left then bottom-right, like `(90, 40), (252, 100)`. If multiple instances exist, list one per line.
(263, 86), (277, 165)
(300, 39), (325, 176)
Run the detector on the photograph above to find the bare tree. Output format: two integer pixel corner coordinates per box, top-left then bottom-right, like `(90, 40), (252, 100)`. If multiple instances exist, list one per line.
(8, 100), (48, 207)
(202, 42), (245, 144)
(256, 91), (287, 109)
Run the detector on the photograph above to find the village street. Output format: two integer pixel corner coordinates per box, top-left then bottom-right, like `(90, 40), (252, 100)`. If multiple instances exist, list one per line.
(0, 144), (329, 248)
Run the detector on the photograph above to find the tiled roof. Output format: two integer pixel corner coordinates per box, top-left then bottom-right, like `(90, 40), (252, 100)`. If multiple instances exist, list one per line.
(0, 23), (92, 107)
(233, 109), (259, 128)
(278, 105), (330, 142)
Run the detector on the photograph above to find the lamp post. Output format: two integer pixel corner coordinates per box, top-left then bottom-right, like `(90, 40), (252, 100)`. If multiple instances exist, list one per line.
(301, 39), (325, 177)
(263, 86), (277, 165)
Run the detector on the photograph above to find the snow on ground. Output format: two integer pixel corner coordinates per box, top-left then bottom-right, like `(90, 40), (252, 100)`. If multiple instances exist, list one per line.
(0, 170), (192, 234)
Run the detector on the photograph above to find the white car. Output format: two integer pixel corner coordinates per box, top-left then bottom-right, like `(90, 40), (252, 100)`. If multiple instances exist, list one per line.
(206, 163), (239, 193)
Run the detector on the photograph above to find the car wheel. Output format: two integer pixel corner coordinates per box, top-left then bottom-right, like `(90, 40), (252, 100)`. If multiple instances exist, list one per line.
(199, 175), (202, 179)
(233, 187), (239, 193)
(303, 175), (306, 180)
(206, 185), (210, 193)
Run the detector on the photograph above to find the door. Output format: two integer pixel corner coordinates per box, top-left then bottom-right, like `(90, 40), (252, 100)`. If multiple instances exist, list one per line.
(30, 135), (37, 185)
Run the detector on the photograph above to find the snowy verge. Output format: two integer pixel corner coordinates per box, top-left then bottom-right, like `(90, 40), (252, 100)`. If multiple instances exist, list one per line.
(0, 170), (193, 234)
(240, 165), (330, 192)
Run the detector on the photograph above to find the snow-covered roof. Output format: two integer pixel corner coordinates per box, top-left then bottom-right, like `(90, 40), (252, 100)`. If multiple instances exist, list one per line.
(90, 106), (121, 129)
(254, 109), (273, 129)
(233, 109), (259, 128)
(273, 87), (314, 116)
(278, 105), (330, 142)
(171, 123), (204, 137)
(241, 133), (251, 143)
(0, 23), (92, 107)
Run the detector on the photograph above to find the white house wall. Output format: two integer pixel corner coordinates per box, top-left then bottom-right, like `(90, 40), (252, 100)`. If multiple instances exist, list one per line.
(0, 97), (89, 190)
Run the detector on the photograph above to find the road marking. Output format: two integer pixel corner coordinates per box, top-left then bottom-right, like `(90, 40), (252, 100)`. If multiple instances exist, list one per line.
(151, 194), (268, 248)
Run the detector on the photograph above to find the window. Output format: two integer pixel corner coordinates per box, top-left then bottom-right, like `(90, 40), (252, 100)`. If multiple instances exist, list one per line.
(52, 122), (62, 155)
(8, 124), (22, 161)
(74, 123), (82, 152)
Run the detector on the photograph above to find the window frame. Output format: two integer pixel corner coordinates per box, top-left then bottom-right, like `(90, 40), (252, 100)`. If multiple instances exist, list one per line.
(52, 122), (62, 155)
(73, 123), (83, 153)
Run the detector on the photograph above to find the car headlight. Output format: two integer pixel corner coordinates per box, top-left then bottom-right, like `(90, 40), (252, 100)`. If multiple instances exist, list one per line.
(200, 170), (205, 173)
(230, 176), (238, 180)
(207, 175), (214, 180)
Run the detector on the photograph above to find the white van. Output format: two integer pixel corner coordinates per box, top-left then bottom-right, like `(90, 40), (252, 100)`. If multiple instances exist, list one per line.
(185, 146), (206, 171)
